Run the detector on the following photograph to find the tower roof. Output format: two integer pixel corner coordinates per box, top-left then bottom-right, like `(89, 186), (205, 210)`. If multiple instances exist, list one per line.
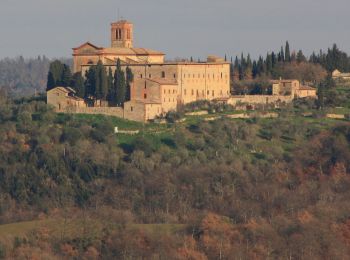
(111, 20), (133, 25)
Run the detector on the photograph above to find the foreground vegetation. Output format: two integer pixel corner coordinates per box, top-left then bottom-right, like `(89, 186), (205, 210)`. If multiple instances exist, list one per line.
(0, 84), (349, 259)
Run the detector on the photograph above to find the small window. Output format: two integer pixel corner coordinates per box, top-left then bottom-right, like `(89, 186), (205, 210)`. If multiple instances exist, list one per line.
(174, 73), (176, 78)
(168, 89), (170, 94)
(144, 82), (147, 89)
(131, 106), (133, 112)
(184, 89), (187, 95)
(144, 93), (147, 99)
(191, 89), (194, 96)
(149, 74), (152, 78)
(161, 71), (165, 78)
(221, 73), (223, 79)
(140, 74), (143, 78)
(212, 90), (214, 97)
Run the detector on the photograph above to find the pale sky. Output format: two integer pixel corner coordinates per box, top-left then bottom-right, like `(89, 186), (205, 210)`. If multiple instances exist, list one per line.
(0, 0), (349, 60)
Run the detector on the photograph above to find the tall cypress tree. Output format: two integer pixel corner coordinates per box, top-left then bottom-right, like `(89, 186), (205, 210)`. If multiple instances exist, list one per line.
(85, 66), (97, 99)
(71, 72), (85, 98)
(125, 66), (134, 102)
(114, 59), (126, 106)
(285, 41), (291, 62)
(61, 64), (72, 87)
(107, 67), (114, 102)
(279, 46), (285, 62)
(95, 61), (108, 100)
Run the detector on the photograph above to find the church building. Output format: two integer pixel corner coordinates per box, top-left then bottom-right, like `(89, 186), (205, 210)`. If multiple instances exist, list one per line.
(72, 20), (231, 121)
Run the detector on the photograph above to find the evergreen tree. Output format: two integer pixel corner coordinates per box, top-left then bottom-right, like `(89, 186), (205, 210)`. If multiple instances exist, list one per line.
(114, 59), (126, 106)
(265, 53), (273, 74)
(296, 50), (306, 63)
(95, 61), (108, 100)
(279, 46), (285, 62)
(107, 67), (114, 102)
(285, 41), (291, 62)
(125, 66), (134, 102)
(252, 61), (258, 78)
(85, 66), (97, 99)
(71, 72), (85, 98)
(46, 60), (64, 90)
(233, 56), (240, 81)
(61, 65), (72, 87)
(271, 52), (277, 67)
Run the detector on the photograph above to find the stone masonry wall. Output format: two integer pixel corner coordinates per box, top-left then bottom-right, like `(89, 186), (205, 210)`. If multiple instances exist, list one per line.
(227, 95), (294, 106)
(66, 107), (124, 118)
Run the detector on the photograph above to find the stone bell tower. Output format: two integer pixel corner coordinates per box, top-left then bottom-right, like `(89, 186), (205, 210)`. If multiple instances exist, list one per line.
(111, 20), (133, 48)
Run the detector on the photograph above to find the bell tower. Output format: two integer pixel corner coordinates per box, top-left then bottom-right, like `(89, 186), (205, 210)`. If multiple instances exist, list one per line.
(111, 20), (133, 48)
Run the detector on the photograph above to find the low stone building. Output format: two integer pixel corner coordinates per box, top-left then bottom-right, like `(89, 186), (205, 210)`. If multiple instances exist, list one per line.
(272, 79), (317, 98)
(47, 87), (86, 111)
(332, 69), (350, 81)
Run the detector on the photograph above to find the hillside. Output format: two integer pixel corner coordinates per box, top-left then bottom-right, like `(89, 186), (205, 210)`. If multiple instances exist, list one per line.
(0, 86), (349, 258)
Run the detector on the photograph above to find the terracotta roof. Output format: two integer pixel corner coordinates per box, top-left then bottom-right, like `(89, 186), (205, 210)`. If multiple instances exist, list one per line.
(72, 42), (103, 50)
(111, 20), (132, 25)
(48, 86), (76, 93)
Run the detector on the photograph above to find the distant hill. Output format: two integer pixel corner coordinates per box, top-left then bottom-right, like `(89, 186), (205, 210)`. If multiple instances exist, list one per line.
(0, 56), (72, 97)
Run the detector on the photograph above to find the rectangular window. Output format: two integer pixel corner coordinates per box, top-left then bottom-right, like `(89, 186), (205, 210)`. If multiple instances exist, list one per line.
(144, 93), (147, 99)
(174, 73), (176, 78)
(149, 74), (152, 78)
(131, 106), (133, 112)
(212, 90), (214, 97)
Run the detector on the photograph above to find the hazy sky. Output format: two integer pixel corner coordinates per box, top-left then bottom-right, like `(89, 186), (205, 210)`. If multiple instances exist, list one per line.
(0, 0), (349, 60)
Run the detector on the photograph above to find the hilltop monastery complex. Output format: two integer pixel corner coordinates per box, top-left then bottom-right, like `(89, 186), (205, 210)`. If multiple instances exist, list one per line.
(47, 20), (316, 122)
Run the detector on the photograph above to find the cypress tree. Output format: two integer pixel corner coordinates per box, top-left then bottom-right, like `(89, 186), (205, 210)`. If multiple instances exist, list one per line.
(107, 67), (114, 102)
(296, 50), (306, 63)
(61, 64), (72, 87)
(46, 60), (64, 90)
(285, 41), (291, 62)
(125, 66), (134, 102)
(114, 59), (126, 106)
(279, 46), (285, 62)
(71, 72), (85, 98)
(265, 53), (273, 74)
(85, 66), (97, 99)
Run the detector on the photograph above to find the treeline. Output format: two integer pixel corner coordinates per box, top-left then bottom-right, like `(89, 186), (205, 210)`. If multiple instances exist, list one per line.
(0, 56), (70, 97)
(231, 42), (349, 82)
(47, 59), (133, 106)
(0, 92), (349, 258)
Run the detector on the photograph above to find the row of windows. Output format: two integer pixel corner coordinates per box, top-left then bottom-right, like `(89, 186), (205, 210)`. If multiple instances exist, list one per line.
(183, 73), (227, 79)
(164, 89), (177, 94)
(183, 89), (229, 96)
(140, 72), (176, 79)
(164, 98), (176, 102)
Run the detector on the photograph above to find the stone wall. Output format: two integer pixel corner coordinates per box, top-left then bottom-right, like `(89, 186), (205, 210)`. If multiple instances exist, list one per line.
(66, 106), (124, 118)
(227, 95), (294, 106)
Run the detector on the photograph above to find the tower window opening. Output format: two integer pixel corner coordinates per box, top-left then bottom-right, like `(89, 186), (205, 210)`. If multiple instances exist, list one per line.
(161, 71), (165, 78)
